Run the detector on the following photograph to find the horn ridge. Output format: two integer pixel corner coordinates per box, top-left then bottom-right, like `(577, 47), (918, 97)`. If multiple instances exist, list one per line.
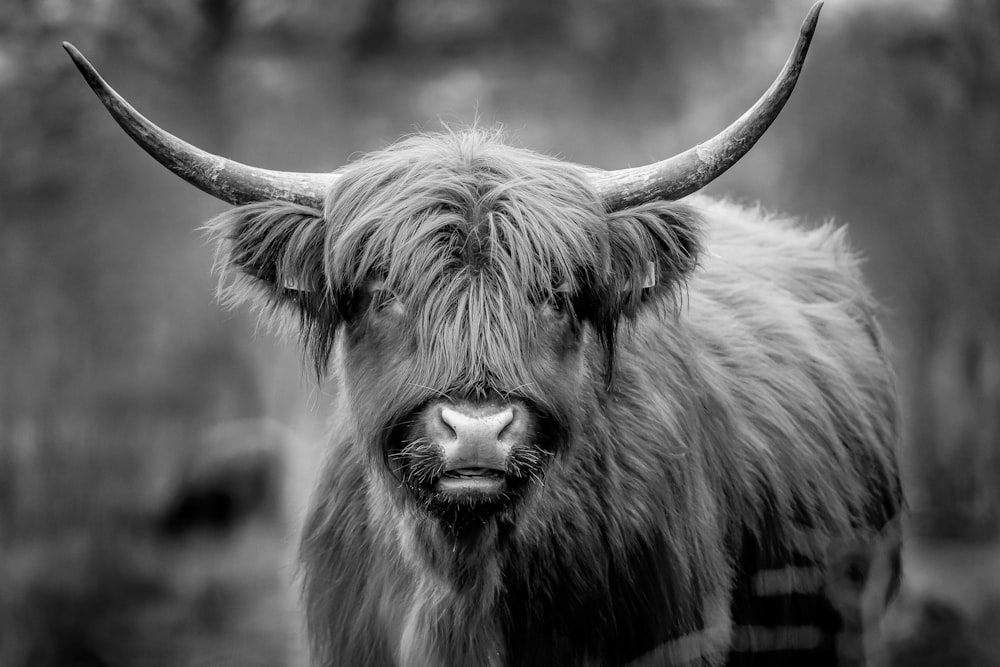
(62, 42), (334, 208)
(592, 1), (824, 210)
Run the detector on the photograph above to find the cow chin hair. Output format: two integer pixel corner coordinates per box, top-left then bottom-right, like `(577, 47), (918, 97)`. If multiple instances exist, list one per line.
(389, 438), (554, 530)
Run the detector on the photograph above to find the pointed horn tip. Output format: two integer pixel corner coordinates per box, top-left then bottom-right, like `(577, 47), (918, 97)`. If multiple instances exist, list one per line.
(62, 41), (83, 63)
(62, 42), (99, 83)
(594, 1), (824, 209)
(803, 2), (824, 36)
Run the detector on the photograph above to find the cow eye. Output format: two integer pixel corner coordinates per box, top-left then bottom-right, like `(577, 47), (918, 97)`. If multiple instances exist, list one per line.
(374, 290), (396, 311)
(543, 286), (571, 317)
(372, 288), (404, 315)
(364, 280), (404, 316)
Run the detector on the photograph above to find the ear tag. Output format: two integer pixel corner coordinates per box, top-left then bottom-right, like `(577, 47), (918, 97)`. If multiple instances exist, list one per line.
(619, 261), (657, 293)
(641, 261), (657, 289)
(282, 276), (311, 292)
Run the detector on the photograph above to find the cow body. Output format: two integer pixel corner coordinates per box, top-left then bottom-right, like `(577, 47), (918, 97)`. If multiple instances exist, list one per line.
(60, 6), (898, 661)
(206, 132), (899, 667)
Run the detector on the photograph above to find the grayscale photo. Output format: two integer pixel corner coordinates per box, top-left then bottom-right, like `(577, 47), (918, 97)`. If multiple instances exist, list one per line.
(1, 0), (998, 665)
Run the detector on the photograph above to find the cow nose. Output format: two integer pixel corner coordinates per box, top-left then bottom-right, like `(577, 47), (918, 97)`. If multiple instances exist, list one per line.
(430, 404), (518, 473)
(438, 405), (515, 446)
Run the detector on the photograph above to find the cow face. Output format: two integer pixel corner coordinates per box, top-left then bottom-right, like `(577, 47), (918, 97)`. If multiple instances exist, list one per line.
(339, 267), (586, 525)
(212, 131), (701, 525)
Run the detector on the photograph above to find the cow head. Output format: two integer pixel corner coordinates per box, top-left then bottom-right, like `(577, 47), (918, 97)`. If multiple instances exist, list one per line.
(62, 3), (822, 528)
(208, 132), (707, 526)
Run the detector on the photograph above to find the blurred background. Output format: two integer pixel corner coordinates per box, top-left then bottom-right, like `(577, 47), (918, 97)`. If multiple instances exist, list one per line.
(1, 0), (998, 664)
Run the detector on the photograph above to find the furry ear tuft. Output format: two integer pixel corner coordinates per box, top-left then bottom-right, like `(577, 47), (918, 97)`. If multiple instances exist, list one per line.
(604, 201), (702, 314)
(206, 201), (342, 375)
(582, 202), (702, 381)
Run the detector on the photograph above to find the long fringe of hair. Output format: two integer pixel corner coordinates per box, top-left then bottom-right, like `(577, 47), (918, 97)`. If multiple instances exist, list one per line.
(207, 128), (701, 384)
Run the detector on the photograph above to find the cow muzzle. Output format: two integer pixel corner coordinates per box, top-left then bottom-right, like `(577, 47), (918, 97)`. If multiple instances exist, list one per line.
(393, 399), (543, 504)
(431, 404), (517, 495)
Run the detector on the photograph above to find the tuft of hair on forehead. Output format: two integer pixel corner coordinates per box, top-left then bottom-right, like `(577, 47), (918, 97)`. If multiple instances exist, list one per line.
(322, 128), (608, 307)
(206, 128), (704, 380)
(204, 128), (610, 376)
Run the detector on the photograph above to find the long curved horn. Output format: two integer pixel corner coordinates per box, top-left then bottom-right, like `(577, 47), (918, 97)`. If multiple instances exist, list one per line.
(592, 1), (823, 211)
(63, 42), (335, 209)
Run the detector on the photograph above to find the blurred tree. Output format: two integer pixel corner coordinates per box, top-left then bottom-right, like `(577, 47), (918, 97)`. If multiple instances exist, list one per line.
(348, 0), (400, 58)
(1, 3), (306, 664)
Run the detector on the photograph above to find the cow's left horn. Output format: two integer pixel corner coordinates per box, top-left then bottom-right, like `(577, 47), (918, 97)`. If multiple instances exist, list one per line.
(63, 42), (335, 209)
(592, 1), (823, 211)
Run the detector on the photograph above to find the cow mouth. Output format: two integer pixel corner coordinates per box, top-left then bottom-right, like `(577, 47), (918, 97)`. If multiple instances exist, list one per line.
(388, 440), (553, 518)
(386, 399), (561, 512)
(437, 466), (506, 495)
(443, 466), (503, 478)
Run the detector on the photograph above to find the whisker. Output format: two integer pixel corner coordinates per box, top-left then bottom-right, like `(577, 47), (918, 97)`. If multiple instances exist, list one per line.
(504, 381), (536, 397)
(394, 436), (444, 486)
(407, 382), (450, 400)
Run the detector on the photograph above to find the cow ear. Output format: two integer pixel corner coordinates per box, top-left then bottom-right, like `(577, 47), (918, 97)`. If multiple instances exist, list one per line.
(603, 201), (702, 317)
(208, 201), (342, 373)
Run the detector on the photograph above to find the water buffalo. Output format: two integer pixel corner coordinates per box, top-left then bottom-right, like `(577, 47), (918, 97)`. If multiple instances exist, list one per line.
(65, 2), (900, 664)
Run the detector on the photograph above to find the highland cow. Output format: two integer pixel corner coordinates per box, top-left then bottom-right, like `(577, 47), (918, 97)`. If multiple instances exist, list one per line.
(65, 3), (901, 665)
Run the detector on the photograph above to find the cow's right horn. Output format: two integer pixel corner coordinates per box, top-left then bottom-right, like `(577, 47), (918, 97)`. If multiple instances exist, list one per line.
(592, 1), (823, 211)
(63, 42), (336, 209)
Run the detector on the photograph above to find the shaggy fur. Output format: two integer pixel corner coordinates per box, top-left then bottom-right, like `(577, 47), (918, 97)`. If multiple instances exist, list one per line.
(208, 129), (900, 666)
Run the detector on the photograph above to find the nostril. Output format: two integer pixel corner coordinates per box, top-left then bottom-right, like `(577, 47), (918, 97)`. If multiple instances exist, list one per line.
(440, 405), (515, 443)
(495, 407), (515, 439)
(437, 406), (459, 440)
